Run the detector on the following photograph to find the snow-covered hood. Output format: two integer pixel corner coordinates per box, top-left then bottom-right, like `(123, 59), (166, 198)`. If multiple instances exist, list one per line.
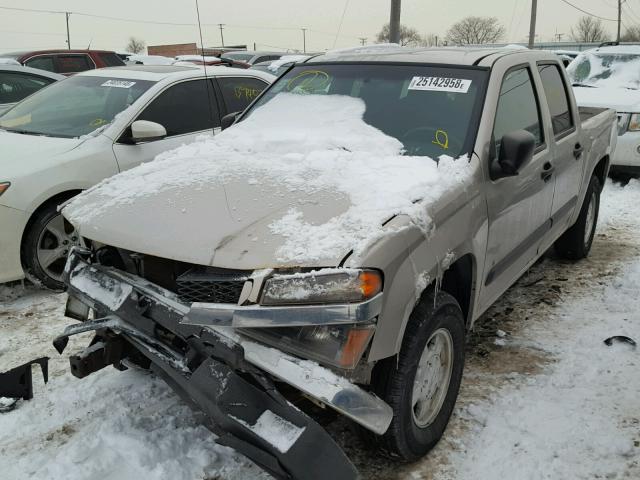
(63, 94), (475, 270)
(0, 130), (85, 179)
(573, 86), (640, 113)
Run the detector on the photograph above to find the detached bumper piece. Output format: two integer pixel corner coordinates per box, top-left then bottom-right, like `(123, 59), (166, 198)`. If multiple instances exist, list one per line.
(0, 357), (49, 412)
(55, 252), (370, 480)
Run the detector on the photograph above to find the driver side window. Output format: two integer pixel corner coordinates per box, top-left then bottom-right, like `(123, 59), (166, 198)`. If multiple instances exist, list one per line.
(493, 67), (544, 158)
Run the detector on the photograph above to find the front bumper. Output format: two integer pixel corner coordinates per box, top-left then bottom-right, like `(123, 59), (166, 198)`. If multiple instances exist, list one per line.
(55, 249), (393, 479)
(0, 204), (28, 284)
(612, 131), (640, 167)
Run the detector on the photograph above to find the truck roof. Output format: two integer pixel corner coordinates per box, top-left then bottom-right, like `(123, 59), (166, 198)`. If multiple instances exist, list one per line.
(77, 64), (276, 82)
(307, 46), (558, 67)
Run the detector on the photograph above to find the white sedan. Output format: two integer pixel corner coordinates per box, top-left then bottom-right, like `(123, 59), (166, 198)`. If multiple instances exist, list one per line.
(0, 64), (274, 288)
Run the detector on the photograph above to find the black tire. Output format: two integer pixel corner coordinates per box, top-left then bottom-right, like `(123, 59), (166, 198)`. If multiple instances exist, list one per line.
(22, 201), (78, 290)
(370, 290), (465, 461)
(554, 175), (601, 260)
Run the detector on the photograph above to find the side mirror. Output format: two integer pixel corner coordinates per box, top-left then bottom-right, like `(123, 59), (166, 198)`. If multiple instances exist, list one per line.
(221, 111), (240, 131)
(491, 130), (536, 179)
(130, 120), (167, 143)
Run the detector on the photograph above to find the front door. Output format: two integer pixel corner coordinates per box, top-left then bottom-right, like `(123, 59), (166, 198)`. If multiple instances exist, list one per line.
(479, 65), (556, 312)
(113, 78), (221, 172)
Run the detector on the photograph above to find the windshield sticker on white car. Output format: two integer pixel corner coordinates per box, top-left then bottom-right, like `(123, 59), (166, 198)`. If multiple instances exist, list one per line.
(101, 80), (136, 89)
(408, 77), (472, 93)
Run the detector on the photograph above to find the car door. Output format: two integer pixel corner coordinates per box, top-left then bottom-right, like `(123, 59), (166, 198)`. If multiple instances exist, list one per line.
(0, 70), (56, 111)
(535, 62), (584, 244)
(479, 64), (556, 311)
(112, 78), (221, 172)
(215, 76), (270, 115)
(23, 55), (56, 73)
(54, 54), (95, 75)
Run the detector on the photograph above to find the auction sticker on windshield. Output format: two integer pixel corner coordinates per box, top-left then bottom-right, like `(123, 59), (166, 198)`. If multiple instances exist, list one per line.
(408, 76), (471, 93)
(101, 80), (136, 89)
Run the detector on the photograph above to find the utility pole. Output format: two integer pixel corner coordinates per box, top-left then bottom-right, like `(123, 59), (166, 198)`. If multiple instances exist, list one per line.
(617, 0), (622, 43)
(389, 0), (401, 44)
(528, 0), (537, 48)
(218, 23), (225, 47)
(301, 28), (307, 53)
(359, 37), (367, 46)
(65, 12), (71, 49)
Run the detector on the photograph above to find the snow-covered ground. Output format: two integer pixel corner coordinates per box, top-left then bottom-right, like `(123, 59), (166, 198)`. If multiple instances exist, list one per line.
(1, 180), (639, 479)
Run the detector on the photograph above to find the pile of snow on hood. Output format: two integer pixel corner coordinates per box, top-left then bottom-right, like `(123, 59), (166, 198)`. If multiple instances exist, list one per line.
(64, 93), (475, 263)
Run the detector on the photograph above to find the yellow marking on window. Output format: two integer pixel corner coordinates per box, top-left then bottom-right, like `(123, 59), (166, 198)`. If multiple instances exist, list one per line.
(432, 129), (449, 150)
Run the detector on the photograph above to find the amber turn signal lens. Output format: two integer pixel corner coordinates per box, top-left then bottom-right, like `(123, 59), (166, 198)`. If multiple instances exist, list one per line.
(358, 271), (382, 299)
(337, 327), (375, 368)
(0, 182), (10, 197)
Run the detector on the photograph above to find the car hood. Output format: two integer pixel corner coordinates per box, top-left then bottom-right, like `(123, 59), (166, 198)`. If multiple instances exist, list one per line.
(0, 129), (85, 179)
(64, 175), (353, 269)
(573, 86), (640, 112)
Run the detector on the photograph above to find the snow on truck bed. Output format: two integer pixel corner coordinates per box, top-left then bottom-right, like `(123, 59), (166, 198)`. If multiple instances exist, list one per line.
(63, 93), (475, 263)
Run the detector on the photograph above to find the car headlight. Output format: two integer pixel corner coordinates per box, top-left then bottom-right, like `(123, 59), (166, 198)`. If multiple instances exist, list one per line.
(245, 269), (383, 368)
(260, 269), (382, 305)
(629, 113), (640, 132)
(0, 182), (10, 197)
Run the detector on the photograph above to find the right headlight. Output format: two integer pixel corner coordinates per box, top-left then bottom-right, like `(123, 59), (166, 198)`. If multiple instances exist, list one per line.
(260, 269), (382, 306)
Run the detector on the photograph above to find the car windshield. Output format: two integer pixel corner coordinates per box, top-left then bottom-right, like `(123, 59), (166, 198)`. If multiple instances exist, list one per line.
(0, 75), (155, 138)
(568, 52), (640, 89)
(246, 63), (488, 158)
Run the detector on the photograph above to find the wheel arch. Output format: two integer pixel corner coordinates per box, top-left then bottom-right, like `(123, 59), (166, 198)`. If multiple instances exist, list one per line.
(592, 155), (609, 188)
(439, 253), (476, 329)
(20, 189), (82, 262)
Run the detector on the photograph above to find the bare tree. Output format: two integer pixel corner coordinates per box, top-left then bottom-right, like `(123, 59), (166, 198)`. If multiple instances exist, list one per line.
(445, 16), (505, 45)
(420, 33), (440, 47)
(376, 23), (422, 46)
(621, 25), (640, 42)
(570, 16), (609, 43)
(125, 37), (146, 54)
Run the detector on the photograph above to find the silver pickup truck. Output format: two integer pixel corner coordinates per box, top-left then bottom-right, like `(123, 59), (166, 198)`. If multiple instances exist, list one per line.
(54, 48), (617, 480)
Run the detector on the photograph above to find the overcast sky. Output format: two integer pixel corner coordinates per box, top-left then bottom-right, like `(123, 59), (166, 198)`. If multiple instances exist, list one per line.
(0, 0), (635, 54)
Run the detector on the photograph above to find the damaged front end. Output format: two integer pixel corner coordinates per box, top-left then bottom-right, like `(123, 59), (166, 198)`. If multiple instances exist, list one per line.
(54, 247), (392, 480)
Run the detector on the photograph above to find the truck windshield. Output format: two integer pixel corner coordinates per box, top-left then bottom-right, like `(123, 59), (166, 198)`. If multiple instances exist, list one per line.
(568, 52), (640, 90)
(247, 63), (488, 158)
(0, 75), (155, 138)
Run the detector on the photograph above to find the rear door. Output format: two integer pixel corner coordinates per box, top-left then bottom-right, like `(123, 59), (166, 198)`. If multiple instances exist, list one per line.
(535, 62), (584, 243)
(54, 54), (95, 75)
(479, 64), (556, 311)
(112, 78), (221, 171)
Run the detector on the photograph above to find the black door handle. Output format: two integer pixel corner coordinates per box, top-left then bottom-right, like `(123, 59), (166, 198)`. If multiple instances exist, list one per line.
(573, 143), (584, 159)
(541, 162), (555, 182)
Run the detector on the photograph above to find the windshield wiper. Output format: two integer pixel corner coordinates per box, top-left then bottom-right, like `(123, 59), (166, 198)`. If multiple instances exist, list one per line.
(572, 83), (596, 88)
(1, 128), (50, 137)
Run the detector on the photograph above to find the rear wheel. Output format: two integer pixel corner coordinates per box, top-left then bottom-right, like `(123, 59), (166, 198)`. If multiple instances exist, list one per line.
(370, 290), (465, 461)
(554, 175), (601, 260)
(22, 202), (81, 290)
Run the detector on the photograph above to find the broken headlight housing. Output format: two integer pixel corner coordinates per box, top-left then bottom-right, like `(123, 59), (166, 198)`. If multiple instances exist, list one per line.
(245, 269), (382, 369)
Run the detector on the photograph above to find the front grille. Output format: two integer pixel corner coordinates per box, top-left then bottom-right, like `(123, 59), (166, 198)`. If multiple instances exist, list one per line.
(176, 269), (249, 304)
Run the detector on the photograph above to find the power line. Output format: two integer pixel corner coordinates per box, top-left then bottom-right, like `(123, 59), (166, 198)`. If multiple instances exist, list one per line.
(333, 0), (351, 48)
(557, 0), (618, 21)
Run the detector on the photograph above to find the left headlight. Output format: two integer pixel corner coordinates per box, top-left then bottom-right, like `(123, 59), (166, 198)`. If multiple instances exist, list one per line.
(628, 113), (640, 132)
(260, 269), (382, 306)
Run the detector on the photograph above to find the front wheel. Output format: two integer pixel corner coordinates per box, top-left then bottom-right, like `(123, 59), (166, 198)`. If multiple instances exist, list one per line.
(22, 202), (81, 290)
(370, 290), (465, 461)
(554, 174), (601, 260)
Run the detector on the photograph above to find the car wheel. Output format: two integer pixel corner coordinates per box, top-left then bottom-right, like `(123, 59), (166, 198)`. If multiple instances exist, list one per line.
(554, 174), (601, 260)
(22, 202), (81, 290)
(370, 290), (465, 461)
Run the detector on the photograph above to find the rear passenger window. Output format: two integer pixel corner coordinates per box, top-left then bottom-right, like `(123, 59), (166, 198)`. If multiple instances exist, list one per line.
(24, 56), (56, 72)
(56, 55), (93, 73)
(137, 79), (220, 136)
(0, 72), (54, 104)
(493, 67), (544, 158)
(98, 52), (126, 67)
(537, 63), (574, 136)
(217, 77), (268, 113)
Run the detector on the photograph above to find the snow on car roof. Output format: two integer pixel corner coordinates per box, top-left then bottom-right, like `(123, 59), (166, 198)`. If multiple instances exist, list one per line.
(591, 45), (640, 55)
(78, 65), (275, 82)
